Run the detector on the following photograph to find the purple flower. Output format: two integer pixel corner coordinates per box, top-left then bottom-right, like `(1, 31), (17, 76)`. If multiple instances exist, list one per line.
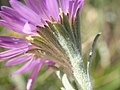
(0, 0), (84, 90)
(0, 36), (54, 90)
(0, 0), (84, 34)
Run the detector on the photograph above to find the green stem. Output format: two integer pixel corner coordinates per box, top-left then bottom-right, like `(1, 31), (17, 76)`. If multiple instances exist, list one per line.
(71, 56), (92, 90)
(52, 24), (93, 90)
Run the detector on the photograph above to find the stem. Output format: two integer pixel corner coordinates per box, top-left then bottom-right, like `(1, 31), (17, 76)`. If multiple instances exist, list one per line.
(53, 27), (94, 90)
(70, 54), (92, 90)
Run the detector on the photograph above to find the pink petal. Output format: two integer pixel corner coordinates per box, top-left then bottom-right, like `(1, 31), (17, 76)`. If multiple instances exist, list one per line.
(5, 54), (32, 66)
(0, 36), (28, 48)
(60, 0), (69, 14)
(9, 0), (41, 25)
(1, 6), (26, 22)
(27, 59), (43, 90)
(0, 47), (28, 60)
(22, 22), (36, 34)
(0, 20), (26, 34)
(12, 59), (37, 76)
(46, 0), (59, 21)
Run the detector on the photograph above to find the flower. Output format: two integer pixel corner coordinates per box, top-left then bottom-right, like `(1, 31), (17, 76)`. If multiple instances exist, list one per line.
(0, 36), (55, 90)
(0, 0), (84, 34)
(0, 0), (84, 90)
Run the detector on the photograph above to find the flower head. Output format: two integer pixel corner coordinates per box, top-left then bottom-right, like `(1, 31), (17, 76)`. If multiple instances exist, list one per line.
(0, 0), (84, 90)
(0, 36), (54, 90)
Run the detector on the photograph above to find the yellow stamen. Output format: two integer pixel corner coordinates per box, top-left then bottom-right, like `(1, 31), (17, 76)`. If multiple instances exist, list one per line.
(26, 36), (34, 41)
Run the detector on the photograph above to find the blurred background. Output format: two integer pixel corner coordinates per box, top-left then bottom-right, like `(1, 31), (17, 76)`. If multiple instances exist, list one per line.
(0, 0), (120, 90)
